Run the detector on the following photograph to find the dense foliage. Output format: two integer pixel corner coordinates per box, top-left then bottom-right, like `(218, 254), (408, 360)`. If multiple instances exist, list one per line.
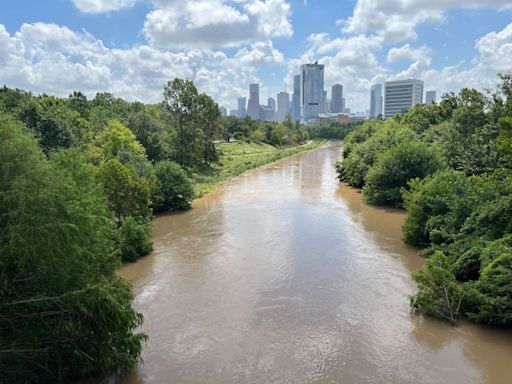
(337, 74), (512, 326)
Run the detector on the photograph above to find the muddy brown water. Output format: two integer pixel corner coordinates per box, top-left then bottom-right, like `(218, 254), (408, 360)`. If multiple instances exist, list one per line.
(111, 141), (512, 384)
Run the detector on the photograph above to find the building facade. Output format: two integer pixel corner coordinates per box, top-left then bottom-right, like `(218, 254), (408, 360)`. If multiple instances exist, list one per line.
(292, 74), (301, 122)
(369, 84), (383, 119)
(276, 92), (289, 122)
(331, 84), (344, 113)
(301, 62), (325, 122)
(247, 84), (261, 120)
(384, 79), (424, 119)
(219, 106), (227, 117)
(268, 97), (276, 112)
(237, 97), (247, 117)
(426, 91), (437, 105)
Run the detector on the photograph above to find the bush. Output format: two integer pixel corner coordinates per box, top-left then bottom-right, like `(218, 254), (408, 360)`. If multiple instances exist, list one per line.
(153, 160), (194, 212)
(363, 141), (446, 207)
(118, 217), (153, 262)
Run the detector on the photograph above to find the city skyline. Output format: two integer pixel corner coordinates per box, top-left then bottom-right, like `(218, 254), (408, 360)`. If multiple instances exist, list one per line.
(0, 1), (510, 113)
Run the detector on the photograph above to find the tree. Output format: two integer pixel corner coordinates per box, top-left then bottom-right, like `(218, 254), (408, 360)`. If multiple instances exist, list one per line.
(153, 160), (194, 212)
(117, 217), (153, 262)
(163, 78), (203, 167)
(411, 251), (465, 325)
(196, 93), (221, 165)
(363, 140), (446, 207)
(0, 117), (145, 382)
(97, 159), (152, 225)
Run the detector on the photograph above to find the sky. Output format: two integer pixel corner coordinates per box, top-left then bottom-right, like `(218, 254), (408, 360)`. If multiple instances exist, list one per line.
(0, 0), (511, 113)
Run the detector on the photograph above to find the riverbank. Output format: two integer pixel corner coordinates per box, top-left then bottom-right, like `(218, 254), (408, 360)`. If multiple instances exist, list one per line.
(190, 139), (326, 197)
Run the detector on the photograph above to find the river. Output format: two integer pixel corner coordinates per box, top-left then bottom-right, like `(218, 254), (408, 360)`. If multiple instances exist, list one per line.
(115, 141), (512, 384)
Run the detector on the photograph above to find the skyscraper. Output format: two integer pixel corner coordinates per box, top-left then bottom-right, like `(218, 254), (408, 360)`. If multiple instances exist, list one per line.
(426, 91), (437, 105)
(292, 74), (301, 122)
(384, 79), (424, 119)
(276, 92), (290, 122)
(237, 97), (247, 118)
(247, 84), (261, 120)
(268, 97), (276, 111)
(369, 84), (383, 119)
(219, 106), (227, 117)
(301, 62), (324, 122)
(331, 84), (343, 113)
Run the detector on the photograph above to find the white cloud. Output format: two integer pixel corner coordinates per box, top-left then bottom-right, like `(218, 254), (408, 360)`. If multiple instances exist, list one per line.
(342, 0), (512, 42)
(234, 40), (284, 65)
(72, 0), (141, 13)
(387, 44), (431, 63)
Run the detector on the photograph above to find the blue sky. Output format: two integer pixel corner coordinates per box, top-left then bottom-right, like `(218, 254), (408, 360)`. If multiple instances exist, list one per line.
(0, 0), (511, 112)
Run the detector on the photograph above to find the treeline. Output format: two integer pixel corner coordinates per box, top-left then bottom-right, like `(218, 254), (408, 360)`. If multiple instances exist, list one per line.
(0, 77), (313, 382)
(337, 74), (512, 326)
(308, 121), (360, 140)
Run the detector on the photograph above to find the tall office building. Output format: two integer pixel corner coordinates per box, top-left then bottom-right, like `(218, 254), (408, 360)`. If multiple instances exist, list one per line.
(426, 91), (437, 105)
(219, 106), (227, 117)
(247, 84), (261, 120)
(292, 74), (301, 121)
(261, 106), (275, 122)
(384, 79), (424, 119)
(331, 84), (344, 113)
(369, 84), (383, 119)
(301, 62), (324, 122)
(276, 92), (290, 122)
(237, 97), (247, 117)
(268, 97), (276, 112)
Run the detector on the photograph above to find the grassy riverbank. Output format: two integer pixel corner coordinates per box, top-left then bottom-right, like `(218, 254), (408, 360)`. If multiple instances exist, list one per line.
(191, 140), (326, 197)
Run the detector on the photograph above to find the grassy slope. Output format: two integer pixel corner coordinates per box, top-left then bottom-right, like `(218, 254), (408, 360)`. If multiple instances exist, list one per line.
(191, 140), (326, 197)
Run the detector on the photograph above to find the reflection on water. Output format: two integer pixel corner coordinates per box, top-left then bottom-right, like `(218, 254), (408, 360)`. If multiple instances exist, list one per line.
(109, 142), (512, 384)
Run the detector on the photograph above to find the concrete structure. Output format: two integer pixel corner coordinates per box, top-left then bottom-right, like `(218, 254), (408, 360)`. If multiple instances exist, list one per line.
(426, 91), (437, 105)
(261, 106), (275, 122)
(301, 62), (325, 122)
(331, 84), (344, 113)
(369, 84), (383, 119)
(292, 74), (301, 122)
(384, 79), (424, 119)
(268, 97), (276, 112)
(229, 109), (239, 117)
(247, 84), (261, 120)
(276, 91), (290, 122)
(219, 106), (227, 117)
(237, 97), (247, 117)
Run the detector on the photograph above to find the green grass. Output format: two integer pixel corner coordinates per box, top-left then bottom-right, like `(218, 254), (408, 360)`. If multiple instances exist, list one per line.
(191, 140), (326, 197)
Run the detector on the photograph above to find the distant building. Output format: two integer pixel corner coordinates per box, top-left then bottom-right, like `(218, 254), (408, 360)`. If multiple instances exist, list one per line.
(369, 84), (383, 119)
(276, 92), (290, 122)
(343, 107), (351, 114)
(426, 90), (437, 105)
(316, 112), (350, 125)
(230, 109), (239, 117)
(292, 74), (301, 122)
(301, 62), (324, 122)
(268, 97), (276, 111)
(384, 79), (424, 119)
(219, 106), (227, 117)
(247, 84), (261, 120)
(261, 105), (275, 122)
(238, 97), (247, 117)
(331, 84), (344, 113)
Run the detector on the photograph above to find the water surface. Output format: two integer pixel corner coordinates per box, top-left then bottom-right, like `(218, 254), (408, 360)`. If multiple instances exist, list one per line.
(117, 142), (512, 384)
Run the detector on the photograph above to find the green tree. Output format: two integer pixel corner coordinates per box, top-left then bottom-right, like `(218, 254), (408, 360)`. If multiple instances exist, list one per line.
(411, 251), (465, 325)
(118, 217), (153, 262)
(153, 160), (194, 212)
(196, 93), (221, 165)
(0, 117), (145, 382)
(363, 141), (446, 207)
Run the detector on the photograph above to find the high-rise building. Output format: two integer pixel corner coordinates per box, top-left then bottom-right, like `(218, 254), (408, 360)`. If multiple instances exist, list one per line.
(292, 74), (301, 122)
(276, 92), (290, 122)
(219, 106), (227, 117)
(238, 97), (247, 117)
(384, 79), (424, 119)
(331, 84), (344, 113)
(369, 84), (383, 119)
(426, 91), (437, 105)
(268, 97), (276, 112)
(229, 109), (239, 117)
(260, 106), (275, 122)
(247, 84), (261, 120)
(301, 62), (324, 122)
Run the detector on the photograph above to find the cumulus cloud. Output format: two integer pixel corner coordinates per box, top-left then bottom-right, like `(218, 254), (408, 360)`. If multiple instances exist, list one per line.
(387, 44), (431, 63)
(0, 22), (259, 108)
(342, 0), (512, 41)
(72, 0), (141, 13)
